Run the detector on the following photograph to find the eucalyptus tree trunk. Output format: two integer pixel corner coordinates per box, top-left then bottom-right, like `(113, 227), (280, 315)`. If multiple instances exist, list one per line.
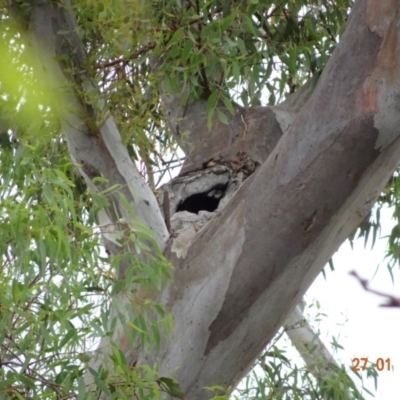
(24, 0), (400, 399)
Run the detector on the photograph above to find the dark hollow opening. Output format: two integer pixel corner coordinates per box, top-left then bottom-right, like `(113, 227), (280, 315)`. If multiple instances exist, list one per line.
(176, 184), (227, 214)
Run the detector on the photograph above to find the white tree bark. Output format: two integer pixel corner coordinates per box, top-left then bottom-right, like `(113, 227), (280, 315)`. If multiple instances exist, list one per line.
(27, 2), (169, 252)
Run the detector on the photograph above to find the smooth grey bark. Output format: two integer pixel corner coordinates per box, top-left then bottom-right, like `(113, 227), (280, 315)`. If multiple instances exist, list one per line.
(147, 0), (400, 396)
(23, 0), (400, 398)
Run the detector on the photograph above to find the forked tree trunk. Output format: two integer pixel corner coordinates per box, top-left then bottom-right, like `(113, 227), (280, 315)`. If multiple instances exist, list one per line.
(24, 0), (400, 398)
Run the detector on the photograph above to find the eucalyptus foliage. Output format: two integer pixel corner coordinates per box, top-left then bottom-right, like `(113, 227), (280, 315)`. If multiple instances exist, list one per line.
(1, 0), (398, 399)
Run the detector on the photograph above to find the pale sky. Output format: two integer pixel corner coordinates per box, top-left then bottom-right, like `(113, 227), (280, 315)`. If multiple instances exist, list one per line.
(306, 205), (400, 399)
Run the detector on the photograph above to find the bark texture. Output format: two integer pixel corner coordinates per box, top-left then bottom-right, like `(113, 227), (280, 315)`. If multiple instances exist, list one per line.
(148, 0), (400, 396)
(23, 0), (400, 398)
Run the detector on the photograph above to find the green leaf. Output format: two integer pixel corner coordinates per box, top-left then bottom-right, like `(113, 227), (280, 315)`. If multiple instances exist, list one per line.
(129, 321), (147, 335)
(222, 97), (235, 115)
(0, 378), (12, 390)
(243, 15), (258, 36)
(207, 108), (215, 131)
(59, 327), (76, 348)
(168, 27), (184, 46)
(19, 374), (36, 390)
(11, 280), (25, 302)
(158, 377), (185, 399)
(111, 343), (128, 367)
(14, 392), (25, 400)
(217, 110), (229, 125)
(206, 92), (219, 114)
(182, 40), (192, 60)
